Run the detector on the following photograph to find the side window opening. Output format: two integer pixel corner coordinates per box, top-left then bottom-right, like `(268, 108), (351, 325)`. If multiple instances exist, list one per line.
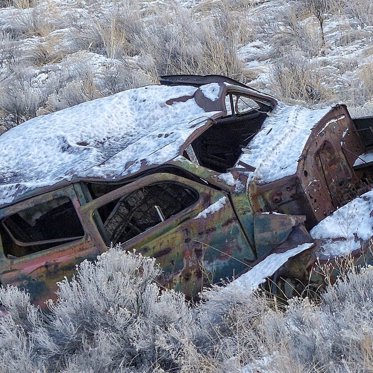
(234, 95), (260, 114)
(0, 196), (84, 258)
(95, 182), (198, 245)
(225, 94), (234, 115)
(224, 94), (260, 117)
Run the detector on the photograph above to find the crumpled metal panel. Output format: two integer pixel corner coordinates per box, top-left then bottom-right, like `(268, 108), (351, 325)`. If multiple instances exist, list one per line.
(249, 105), (366, 229)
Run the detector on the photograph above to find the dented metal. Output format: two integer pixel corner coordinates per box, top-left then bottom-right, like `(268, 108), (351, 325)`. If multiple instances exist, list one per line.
(0, 75), (372, 306)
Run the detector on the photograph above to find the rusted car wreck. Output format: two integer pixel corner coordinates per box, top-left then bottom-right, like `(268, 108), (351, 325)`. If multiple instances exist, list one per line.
(0, 75), (372, 305)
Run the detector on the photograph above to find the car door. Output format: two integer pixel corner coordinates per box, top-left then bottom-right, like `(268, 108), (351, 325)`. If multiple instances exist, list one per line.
(0, 186), (99, 306)
(80, 173), (256, 299)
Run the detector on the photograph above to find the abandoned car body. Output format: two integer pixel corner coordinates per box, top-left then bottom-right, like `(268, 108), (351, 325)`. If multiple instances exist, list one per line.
(0, 75), (372, 305)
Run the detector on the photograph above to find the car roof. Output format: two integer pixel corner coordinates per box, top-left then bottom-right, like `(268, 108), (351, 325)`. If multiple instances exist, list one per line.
(0, 83), (221, 207)
(0, 77), (277, 209)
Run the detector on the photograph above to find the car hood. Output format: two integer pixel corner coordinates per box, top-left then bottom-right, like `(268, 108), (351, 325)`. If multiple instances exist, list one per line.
(237, 103), (330, 183)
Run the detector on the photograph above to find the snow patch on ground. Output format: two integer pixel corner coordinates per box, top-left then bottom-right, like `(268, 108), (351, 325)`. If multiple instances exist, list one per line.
(241, 355), (274, 373)
(237, 40), (273, 63)
(311, 191), (373, 258)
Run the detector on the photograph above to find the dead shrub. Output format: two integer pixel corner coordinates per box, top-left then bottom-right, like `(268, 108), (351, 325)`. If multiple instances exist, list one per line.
(43, 70), (102, 113)
(344, 0), (373, 27)
(273, 6), (324, 57)
(358, 63), (373, 102)
(0, 31), (18, 68)
(16, 2), (65, 38)
(0, 68), (48, 125)
(27, 33), (66, 66)
(73, 4), (143, 59)
(142, 5), (243, 79)
(297, 0), (335, 50)
(270, 53), (331, 104)
(99, 61), (153, 96)
(12, 0), (34, 8)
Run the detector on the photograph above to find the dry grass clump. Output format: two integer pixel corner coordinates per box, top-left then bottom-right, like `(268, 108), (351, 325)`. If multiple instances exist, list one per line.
(47, 71), (103, 112)
(9, 0), (34, 8)
(338, 62), (373, 108)
(358, 63), (373, 102)
(142, 4), (243, 79)
(73, 4), (143, 60)
(343, 0), (373, 28)
(38, 59), (153, 114)
(0, 0), (371, 126)
(254, 2), (326, 59)
(180, 264), (373, 372)
(0, 67), (49, 126)
(298, 0), (373, 28)
(270, 54), (332, 104)
(0, 0), (246, 128)
(250, 0), (372, 105)
(0, 31), (18, 68)
(13, 1), (67, 38)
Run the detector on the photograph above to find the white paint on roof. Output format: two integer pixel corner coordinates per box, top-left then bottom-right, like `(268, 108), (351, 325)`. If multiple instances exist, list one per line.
(238, 104), (329, 184)
(311, 191), (373, 258)
(0, 83), (222, 207)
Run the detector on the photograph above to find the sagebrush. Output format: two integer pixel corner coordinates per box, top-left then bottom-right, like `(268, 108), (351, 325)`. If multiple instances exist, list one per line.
(0, 246), (372, 372)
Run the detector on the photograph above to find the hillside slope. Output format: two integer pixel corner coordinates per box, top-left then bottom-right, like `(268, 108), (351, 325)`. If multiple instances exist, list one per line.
(0, 2), (372, 372)
(0, 0), (372, 134)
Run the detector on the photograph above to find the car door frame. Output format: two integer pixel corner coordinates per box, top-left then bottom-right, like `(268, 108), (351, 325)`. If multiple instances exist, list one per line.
(79, 172), (256, 297)
(0, 185), (99, 306)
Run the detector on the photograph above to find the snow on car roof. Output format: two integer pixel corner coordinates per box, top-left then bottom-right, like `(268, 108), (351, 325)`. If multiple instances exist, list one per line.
(0, 83), (224, 207)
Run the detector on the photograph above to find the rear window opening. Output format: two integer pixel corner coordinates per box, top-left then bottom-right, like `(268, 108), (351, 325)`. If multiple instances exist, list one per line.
(0, 196), (84, 258)
(184, 92), (271, 173)
(190, 110), (268, 172)
(94, 182), (198, 245)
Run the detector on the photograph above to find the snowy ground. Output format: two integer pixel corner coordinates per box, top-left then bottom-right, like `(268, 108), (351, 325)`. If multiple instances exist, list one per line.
(0, 2), (372, 373)
(0, 0), (372, 133)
